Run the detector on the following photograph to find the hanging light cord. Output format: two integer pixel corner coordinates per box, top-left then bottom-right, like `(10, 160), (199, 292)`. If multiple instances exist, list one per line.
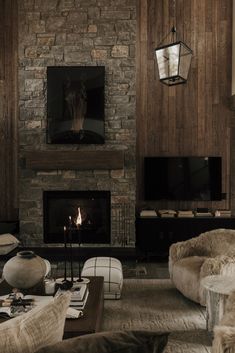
(172, 0), (178, 42)
(156, 0), (177, 47)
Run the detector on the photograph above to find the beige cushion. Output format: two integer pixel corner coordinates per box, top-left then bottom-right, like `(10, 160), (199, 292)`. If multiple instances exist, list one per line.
(0, 233), (19, 246)
(35, 330), (169, 353)
(172, 256), (206, 303)
(0, 291), (71, 353)
(0, 233), (19, 255)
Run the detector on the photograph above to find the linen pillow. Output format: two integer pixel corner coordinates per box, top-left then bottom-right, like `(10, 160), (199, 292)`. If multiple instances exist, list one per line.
(0, 233), (19, 254)
(35, 330), (169, 353)
(0, 291), (71, 353)
(0, 233), (19, 245)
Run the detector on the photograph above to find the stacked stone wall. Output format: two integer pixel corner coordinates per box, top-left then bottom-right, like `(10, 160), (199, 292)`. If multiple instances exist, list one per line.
(18, 0), (136, 246)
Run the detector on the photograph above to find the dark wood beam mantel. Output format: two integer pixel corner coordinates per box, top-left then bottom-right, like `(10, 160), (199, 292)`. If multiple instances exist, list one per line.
(24, 150), (124, 170)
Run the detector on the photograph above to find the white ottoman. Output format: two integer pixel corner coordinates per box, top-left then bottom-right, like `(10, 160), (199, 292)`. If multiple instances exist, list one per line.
(81, 257), (123, 299)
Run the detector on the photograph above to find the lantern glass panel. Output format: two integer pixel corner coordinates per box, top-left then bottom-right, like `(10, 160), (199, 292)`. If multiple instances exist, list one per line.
(179, 43), (193, 79)
(156, 43), (180, 79)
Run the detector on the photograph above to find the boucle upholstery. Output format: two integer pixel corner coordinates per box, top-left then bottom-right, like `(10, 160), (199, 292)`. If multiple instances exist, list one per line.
(171, 256), (206, 303)
(212, 291), (235, 353)
(169, 229), (235, 306)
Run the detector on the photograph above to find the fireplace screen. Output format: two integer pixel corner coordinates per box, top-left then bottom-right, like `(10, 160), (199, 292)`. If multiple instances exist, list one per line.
(47, 66), (105, 144)
(43, 191), (110, 244)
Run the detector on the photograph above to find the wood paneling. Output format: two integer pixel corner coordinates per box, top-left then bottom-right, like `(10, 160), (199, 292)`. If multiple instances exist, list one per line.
(136, 0), (233, 211)
(25, 151), (124, 170)
(0, 0), (18, 220)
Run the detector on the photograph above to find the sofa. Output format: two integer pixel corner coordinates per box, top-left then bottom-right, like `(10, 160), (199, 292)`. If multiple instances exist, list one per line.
(35, 330), (169, 353)
(212, 290), (235, 353)
(169, 228), (235, 306)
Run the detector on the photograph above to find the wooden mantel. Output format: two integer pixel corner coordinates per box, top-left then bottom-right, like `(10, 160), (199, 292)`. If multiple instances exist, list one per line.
(24, 150), (124, 170)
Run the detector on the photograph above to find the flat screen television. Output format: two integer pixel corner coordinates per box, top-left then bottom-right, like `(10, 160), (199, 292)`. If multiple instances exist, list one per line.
(144, 157), (222, 201)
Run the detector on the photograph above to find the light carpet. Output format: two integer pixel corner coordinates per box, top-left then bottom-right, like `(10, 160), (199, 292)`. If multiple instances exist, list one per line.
(102, 279), (212, 353)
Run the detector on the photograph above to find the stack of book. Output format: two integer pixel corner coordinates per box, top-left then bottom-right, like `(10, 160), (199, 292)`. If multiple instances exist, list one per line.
(177, 210), (194, 218)
(140, 210), (157, 217)
(70, 284), (89, 309)
(158, 210), (177, 217)
(57, 283), (89, 310)
(194, 211), (213, 217)
(215, 210), (231, 217)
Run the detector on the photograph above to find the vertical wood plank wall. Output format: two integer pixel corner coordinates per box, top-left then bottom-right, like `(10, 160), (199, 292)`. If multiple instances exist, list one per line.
(0, 0), (233, 220)
(0, 0), (18, 220)
(136, 0), (233, 211)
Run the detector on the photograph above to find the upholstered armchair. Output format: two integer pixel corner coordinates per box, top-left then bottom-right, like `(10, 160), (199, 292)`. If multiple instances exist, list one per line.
(169, 228), (235, 306)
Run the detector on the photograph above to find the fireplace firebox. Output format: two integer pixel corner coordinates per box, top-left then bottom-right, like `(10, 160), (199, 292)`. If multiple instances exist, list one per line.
(43, 191), (110, 244)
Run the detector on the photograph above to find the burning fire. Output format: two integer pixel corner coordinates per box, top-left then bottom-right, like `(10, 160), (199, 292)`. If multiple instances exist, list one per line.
(75, 207), (82, 227)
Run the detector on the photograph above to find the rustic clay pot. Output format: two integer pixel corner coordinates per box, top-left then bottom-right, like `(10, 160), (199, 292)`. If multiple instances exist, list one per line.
(3, 250), (47, 289)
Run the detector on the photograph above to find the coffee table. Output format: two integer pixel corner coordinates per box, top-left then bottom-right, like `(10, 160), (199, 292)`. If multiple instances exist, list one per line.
(0, 276), (104, 339)
(201, 275), (235, 331)
(64, 276), (104, 338)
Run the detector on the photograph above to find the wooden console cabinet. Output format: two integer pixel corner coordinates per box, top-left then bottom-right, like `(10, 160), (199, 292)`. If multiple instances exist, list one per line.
(135, 216), (235, 259)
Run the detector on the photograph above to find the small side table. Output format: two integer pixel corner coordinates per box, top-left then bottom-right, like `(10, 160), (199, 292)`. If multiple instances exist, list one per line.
(201, 275), (235, 331)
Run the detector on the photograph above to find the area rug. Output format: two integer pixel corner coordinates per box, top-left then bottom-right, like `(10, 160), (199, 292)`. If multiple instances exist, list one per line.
(102, 279), (212, 353)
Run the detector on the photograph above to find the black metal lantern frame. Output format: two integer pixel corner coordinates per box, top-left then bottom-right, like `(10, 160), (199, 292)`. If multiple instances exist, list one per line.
(155, 24), (193, 86)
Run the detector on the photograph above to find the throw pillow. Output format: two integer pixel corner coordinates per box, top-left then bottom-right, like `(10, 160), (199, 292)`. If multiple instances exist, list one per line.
(0, 233), (19, 255)
(0, 291), (71, 353)
(35, 330), (169, 353)
(0, 233), (19, 245)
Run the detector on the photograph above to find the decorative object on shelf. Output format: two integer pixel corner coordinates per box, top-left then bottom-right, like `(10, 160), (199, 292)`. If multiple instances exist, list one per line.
(177, 210), (194, 218)
(140, 209), (157, 217)
(155, 0), (192, 86)
(158, 209), (177, 218)
(2, 250), (47, 289)
(215, 210), (231, 218)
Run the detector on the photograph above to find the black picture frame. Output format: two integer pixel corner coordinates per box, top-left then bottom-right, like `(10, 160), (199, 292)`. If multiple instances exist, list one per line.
(47, 66), (105, 144)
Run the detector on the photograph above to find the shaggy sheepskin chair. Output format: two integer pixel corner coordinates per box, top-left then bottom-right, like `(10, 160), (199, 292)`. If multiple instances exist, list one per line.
(212, 290), (235, 353)
(169, 228), (235, 306)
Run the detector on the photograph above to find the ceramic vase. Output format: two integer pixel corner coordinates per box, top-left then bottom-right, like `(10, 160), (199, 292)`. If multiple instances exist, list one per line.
(3, 250), (47, 289)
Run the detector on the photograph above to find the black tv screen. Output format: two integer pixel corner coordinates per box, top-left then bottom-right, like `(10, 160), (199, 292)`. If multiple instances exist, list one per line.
(144, 157), (222, 201)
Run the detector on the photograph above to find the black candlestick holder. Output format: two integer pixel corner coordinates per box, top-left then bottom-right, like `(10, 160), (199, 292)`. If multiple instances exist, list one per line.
(76, 227), (89, 284)
(77, 228), (83, 282)
(61, 225), (73, 290)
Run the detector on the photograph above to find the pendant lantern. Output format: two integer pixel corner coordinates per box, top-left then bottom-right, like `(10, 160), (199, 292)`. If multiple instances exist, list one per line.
(155, 6), (193, 86)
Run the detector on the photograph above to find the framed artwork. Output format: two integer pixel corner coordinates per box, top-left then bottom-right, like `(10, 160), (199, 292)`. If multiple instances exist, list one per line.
(47, 66), (105, 144)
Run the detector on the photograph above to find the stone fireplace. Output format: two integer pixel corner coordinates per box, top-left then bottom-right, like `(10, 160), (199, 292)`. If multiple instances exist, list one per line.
(18, 0), (137, 248)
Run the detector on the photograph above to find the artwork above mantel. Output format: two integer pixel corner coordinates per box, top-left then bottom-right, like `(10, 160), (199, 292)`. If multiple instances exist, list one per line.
(24, 150), (124, 170)
(47, 66), (105, 144)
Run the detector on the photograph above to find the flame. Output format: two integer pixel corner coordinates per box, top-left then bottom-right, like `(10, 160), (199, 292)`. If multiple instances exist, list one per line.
(75, 207), (82, 227)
